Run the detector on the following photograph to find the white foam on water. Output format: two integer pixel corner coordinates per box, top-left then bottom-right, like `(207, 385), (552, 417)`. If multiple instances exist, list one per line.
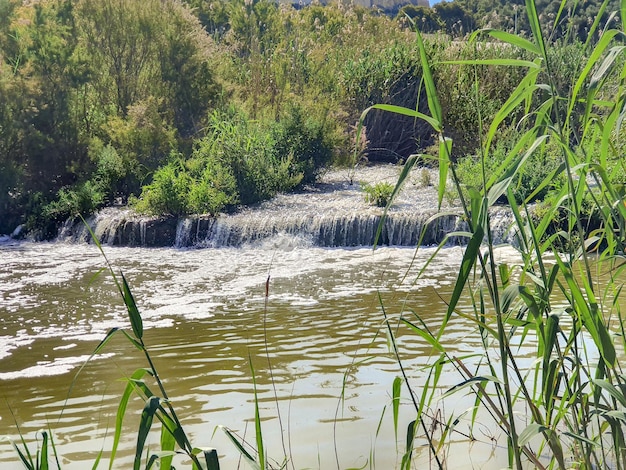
(0, 353), (114, 380)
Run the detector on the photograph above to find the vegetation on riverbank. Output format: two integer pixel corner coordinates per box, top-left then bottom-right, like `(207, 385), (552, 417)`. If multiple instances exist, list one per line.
(1, 0), (621, 239)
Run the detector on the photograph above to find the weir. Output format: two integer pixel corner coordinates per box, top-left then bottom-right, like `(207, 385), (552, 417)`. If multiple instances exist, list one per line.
(56, 166), (519, 248)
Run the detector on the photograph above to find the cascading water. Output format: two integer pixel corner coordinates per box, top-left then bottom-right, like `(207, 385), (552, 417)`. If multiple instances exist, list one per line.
(56, 165), (519, 248)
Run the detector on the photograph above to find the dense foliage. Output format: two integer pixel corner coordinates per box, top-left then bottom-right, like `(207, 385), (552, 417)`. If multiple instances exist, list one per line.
(0, 0), (622, 237)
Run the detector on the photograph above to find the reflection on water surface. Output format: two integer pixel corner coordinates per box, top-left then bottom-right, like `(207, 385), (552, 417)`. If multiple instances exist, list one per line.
(0, 241), (524, 469)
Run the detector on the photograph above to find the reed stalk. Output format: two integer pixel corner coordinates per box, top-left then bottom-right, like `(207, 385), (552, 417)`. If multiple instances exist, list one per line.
(359, 0), (626, 467)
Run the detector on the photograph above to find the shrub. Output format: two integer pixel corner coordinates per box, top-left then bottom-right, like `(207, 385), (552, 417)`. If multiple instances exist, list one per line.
(361, 181), (394, 207)
(133, 160), (192, 215)
(133, 106), (331, 215)
(271, 105), (334, 185)
(36, 180), (107, 234)
(185, 158), (238, 215)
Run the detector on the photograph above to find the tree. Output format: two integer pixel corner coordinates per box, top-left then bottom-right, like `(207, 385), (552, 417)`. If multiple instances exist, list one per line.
(22, 0), (91, 193)
(433, 1), (475, 37)
(396, 5), (443, 33)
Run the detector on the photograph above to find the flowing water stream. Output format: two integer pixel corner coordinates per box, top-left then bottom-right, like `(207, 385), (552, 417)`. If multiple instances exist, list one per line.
(0, 166), (526, 469)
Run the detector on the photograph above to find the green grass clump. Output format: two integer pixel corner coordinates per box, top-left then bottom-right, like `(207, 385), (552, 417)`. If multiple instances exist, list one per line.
(361, 181), (395, 208)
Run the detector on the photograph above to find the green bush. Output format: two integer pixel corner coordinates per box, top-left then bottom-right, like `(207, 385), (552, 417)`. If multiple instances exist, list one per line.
(134, 106), (332, 215)
(39, 180), (106, 227)
(271, 105), (334, 185)
(361, 181), (394, 207)
(199, 110), (290, 205)
(186, 160), (238, 215)
(133, 160), (192, 215)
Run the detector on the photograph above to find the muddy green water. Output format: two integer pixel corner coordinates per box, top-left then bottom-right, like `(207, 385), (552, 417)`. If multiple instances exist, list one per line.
(0, 241), (529, 469)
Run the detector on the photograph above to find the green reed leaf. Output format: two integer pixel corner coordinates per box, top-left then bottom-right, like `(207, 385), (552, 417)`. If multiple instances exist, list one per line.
(414, 28), (442, 128)
(438, 136), (452, 210)
(487, 135), (548, 206)
(400, 420), (416, 470)
(110, 368), (151, 470)
(374, 153), (419, 248)
(146, 452), (176, 470)
(392, 377), (402, 444)
(525, 0), (546, 59)
(91, 449), (103, 470)
(543, 314), (560, 365)
(593, 379), (626, 407)
(122, 273), (143, 340)
(441, 58), (540, 69)
(47, 431), (61, 470)
(12, 440), (33, 469)
(543, 358), (560, 412)
(485, 67), (540, 157)
(201, 448), (221, 470)
(590, 46), (626, 91)
(562, 431), (598, 447)
(570, 31), (622, 123)
(501, 285), (521, 315)
(360, 104), (440, 132)
(484, 30), (541, 55)
(159, 413), (176, 470)
(220, 426), (260, 470)
(441, 376), (500, 400)
(39, 431), (49, 470)
(518, 423), (549, 448)
(401, 318), (444, 352)
(441, 198), (485, 337)
(249, 357), (265, 470)
(134, 396), (160, 470)
(596, 319), (617, 367)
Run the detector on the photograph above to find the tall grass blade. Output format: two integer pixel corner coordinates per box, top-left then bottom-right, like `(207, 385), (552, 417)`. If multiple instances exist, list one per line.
(122, 273), (143, 340)
(438, 137), (452, 210)
(220, 426), (261, 470)
(110, 368), (152, 470)
(440, 202), (485, 338)
(249, 357), (265, 470)
(392, 377), (402, 444)
(134, 396), (160, 470)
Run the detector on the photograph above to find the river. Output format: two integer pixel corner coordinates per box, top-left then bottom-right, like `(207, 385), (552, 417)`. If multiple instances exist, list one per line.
(0, 166), (525, 469)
